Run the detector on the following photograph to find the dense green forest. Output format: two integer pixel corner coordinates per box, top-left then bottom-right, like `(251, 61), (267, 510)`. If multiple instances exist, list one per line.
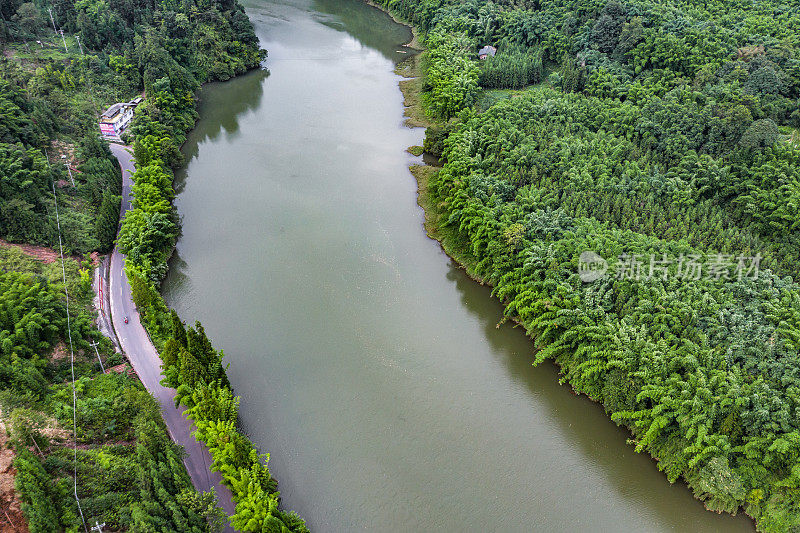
(374, 0), (800, 531)
(0, 246), (225, 531)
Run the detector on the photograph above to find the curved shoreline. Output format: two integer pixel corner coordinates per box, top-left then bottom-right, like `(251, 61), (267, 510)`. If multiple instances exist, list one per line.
(375, 3), (759, 530)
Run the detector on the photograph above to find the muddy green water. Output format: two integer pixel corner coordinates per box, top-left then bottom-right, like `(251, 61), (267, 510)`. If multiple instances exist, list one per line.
(162, 1), (755, 531)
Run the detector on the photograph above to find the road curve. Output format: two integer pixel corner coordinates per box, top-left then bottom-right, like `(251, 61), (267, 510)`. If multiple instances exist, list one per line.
(107, 143), (237, 529)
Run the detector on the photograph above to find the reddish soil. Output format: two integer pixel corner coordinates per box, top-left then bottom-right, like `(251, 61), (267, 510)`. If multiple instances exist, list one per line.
(0, 239), (93, 265)
(108, 364), (137, 378)
(0, 417), (29, 533)
(0, 239), (60, 263)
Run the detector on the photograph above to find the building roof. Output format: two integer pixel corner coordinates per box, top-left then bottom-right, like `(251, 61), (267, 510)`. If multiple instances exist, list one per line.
(478, 45), (497, 57)
(101, 103), (125, 119)
(101, 101), (140, 119)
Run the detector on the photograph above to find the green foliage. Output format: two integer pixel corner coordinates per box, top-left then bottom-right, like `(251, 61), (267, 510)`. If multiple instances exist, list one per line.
(14, 448), (63, 533)
(427, 89), (800, 531)
(0, 248), (221, 532)
(95, 189), (121, 249)
(1, 0), (265, 256)
(128, 416), (208, 532)
(157, 313), (308, 532)
(0, 269), (65, 400)
(739, 119), (781, 151)
(117, 145), (180, 281)
(127, 265), (172, 346)
(479, 47), (543, 89)
(422, 31), (480, 119)
(1, 0), (269, 530)
(0, 142), (56, 246)
(0, 55), (124, 254)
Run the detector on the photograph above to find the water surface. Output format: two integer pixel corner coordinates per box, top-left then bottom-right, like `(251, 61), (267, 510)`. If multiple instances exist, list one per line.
(163, 1), (755, 530)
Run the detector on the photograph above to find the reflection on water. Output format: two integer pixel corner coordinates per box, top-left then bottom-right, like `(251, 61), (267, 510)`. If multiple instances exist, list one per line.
(184, 69), (270, 166)
(171, 68), (269, 198)
(162, 248), (191, 303)
(312, 0), (413, 60)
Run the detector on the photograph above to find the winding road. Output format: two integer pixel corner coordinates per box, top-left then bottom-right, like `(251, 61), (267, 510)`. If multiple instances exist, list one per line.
(104, 143), (236, 530)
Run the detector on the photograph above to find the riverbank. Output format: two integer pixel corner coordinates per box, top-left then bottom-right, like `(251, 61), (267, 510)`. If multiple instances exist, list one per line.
(409, 141), (760, 533)
(369, 3), (481, 281)
(407, 105), (763, 532)
(156, 1), (763, 530)
(379, 5), (771, 532)
(104, 143), (238, 524)
(120, 69), (310, 531)
(364, 0), (424, 50)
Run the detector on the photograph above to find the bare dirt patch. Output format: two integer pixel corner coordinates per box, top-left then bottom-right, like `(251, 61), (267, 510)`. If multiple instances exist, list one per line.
(49, 140), (78, 166)
(0, 415), (29, 533)
(0, 239), (61, 264)
(108, 363), (137, 378)
(50, 341), (69, 362)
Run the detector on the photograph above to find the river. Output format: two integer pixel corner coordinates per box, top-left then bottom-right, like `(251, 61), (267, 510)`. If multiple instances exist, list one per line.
(161, 0), (755, 531)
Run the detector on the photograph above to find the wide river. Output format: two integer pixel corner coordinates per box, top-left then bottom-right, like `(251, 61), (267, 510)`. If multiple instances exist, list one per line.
(162, 1), (755, 531)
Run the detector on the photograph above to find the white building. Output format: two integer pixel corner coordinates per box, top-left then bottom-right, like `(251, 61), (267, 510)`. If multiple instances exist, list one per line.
(99, 98), (142, 138)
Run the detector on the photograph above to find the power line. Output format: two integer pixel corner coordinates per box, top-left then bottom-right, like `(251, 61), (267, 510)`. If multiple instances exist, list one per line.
(64, 162), (75, 186)
(49, 166), (89, 533)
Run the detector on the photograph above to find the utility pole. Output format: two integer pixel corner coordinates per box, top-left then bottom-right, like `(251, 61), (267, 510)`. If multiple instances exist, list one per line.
(63, 161), (75, 186)
(91, 521), (105, 532)
(59, 29), (67, 53)
(75, 35), (83, 55)
(48, 7), (57, 34)
(1, 506), (15, 529)
(88, 341), (105, 373)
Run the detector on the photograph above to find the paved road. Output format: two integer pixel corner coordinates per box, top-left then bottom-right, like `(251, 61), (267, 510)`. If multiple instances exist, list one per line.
(107, 144), (237, 529)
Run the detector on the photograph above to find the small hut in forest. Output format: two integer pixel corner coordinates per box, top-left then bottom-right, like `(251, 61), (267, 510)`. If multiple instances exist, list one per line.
(478, 45), (497, 60)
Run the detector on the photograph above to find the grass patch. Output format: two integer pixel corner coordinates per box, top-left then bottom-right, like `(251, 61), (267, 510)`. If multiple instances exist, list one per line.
(407, 145), (424, 156)
(476, 81), (552, 112)
(396, 53), (431, 128)
(5, 35), (80, 66)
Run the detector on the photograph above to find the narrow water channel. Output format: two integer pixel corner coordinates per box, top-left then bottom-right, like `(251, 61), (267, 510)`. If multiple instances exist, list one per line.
(162, 0), (755, 530)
